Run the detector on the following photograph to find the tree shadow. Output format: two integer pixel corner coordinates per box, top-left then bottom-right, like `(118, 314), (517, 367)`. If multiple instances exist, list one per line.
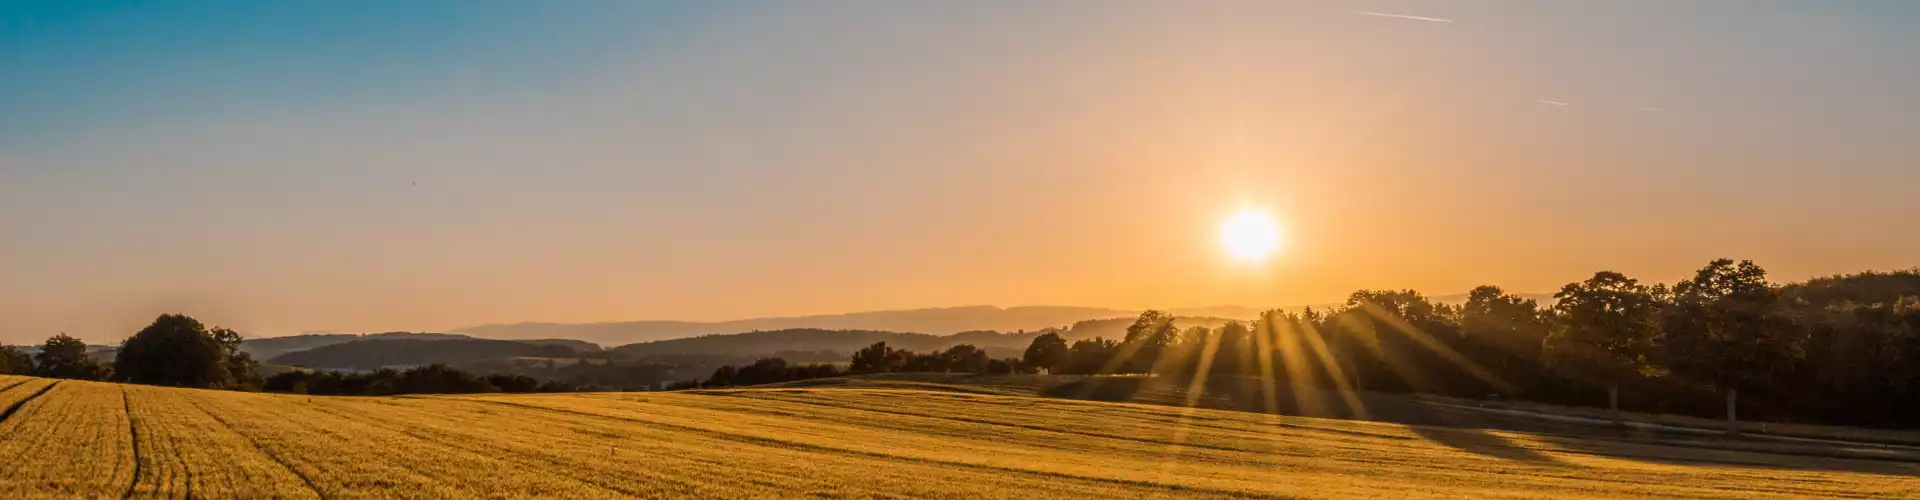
(1408, 425), (1569, 465)
(1041, 376), (1147, 402)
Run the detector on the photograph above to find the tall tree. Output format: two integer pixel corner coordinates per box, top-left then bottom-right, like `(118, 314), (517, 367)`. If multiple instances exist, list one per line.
(34, 333), (109, 380)
(1666, 259), (1801, 433)
(1545, 271), (1663, 424)
(116, 314), (250, 388)
(1021, 332), (1070, 374)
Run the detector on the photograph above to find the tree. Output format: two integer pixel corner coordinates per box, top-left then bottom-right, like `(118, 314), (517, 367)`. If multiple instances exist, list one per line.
(115, 314), (237, 388)
(1021, 332), (1070, 374)
(849, 342), (903, 374)
(1545, 271), (1663, 424)
(1666, 259), (1802, 433)
(1121, 310), (1179, 374)
(940, 344), (989, 373)
(0, 345), (32, 375)
(395, 364), (495, 394)
(1459, 285), (1551, 392)
(34, 333), (109, 380)
(211, 327), (263, 390)
(1212, 322), (1254, 376)
(1063, 337), (1118, 375)
(707, 365), (737, 386)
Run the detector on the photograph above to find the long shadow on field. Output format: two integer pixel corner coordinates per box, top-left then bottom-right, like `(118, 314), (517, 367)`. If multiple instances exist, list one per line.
(1042, 376), (1147, 403)
(1408, 425), (1566, 465)
(762, 374), (1920, 477)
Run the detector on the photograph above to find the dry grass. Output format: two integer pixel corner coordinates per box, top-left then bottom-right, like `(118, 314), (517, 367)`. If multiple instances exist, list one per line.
(0, 374), (1915, 498)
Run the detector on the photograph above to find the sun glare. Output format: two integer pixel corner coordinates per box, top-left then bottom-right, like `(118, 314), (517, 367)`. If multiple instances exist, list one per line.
(1220, 209), (1282, 262)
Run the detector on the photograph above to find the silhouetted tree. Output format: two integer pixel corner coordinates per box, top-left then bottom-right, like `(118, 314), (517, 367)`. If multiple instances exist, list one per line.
(1021, 332), (1070, 374)
(941, 344), (989, 373)
(395, 364), (496, 394)
(1460, 285), (1551, 393)
(34, 333), (109, 380)
(116, 314), (250, 389)
(485, 373), (543, 393)
(849, 342), (903, 374)
(706, 365), (737, 386)
(1664, 259), (1803, 433)
(1121, 310), (1178, 374)
(1546, 271), (1662, 424)
(0, 345), (32, 375)
(1062, 337), (1117, 375)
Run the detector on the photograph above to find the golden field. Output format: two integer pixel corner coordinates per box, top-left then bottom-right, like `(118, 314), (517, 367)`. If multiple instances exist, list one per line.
(1, 373), (1916, 499)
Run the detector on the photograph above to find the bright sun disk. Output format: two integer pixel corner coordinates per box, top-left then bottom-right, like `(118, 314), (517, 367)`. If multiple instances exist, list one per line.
(1220, 209), (1282, 262)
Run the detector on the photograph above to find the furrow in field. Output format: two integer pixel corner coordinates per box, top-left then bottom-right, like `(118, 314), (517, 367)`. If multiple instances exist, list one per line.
(351, 395), (1249, 499)
(119, 386), (320, 499)
(466, 393), (1461, 499)
(717, 389), (1919, 498)
(0, 381), (137, 499)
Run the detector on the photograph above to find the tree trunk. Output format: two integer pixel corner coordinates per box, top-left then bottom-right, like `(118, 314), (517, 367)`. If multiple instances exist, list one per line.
(1607, 383), (1622, 426)
(1725, 387), (1740, 435)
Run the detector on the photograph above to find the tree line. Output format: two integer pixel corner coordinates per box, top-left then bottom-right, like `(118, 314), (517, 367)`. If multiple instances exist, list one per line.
(1003, 261), (1920, 430)
(698, 344), (1037, 388)
(263, 364), (575, 395)
(0, 313), (577, 396)
(0, 314), (261, 389)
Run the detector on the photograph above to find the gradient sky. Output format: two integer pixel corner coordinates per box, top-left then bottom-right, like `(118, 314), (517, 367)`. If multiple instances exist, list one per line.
(4, 1), (1917, 344)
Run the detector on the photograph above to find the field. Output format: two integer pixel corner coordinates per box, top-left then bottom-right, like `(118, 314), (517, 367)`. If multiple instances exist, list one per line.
(2, 374), (1917, 498)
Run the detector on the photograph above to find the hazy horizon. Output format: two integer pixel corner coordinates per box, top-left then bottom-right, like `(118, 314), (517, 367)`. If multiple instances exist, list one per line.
(6, 1), (1918, 344)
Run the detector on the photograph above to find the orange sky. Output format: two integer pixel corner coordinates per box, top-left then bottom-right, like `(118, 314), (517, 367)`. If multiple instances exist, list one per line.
(3, 2), (1917, 343)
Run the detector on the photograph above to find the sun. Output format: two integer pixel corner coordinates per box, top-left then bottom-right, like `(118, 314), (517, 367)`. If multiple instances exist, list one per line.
(1220, 209), (1282, 262)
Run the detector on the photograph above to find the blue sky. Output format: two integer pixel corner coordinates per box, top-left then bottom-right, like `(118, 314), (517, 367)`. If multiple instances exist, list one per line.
(3, 1), (1917, 342)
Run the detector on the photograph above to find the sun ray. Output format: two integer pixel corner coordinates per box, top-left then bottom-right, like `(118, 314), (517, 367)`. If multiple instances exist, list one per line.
(1251, 313), (1283, 416)
(1297, 319), (1372, 420)
(1158, 325), (1226, 474)
(1354, 301), (1516, 394)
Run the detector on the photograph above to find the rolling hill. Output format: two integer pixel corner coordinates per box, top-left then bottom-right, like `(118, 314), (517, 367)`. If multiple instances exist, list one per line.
(455, 305), (1139, 345)
(1, 374), (1913, 498)
(268, 338), (582, 370)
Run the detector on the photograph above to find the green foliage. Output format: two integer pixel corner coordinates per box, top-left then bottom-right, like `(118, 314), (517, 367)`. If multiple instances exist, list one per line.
(34, 333), (110, 381)
(1545, 271), (1663, 383)
(115, 314), (257, 389)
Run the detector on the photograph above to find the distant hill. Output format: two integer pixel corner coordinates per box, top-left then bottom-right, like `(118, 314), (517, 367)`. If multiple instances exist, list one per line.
(239, 331), (477, 360)
(454, 298), (1560, 347)
(268, 338), (581, 371)
(608, 315), (1246, 360)
(611, 328), (1040, 359)
(458, 305), (1143, 345)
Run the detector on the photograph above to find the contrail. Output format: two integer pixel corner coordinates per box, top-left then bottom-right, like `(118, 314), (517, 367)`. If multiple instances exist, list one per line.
(1349, 11), (1453, 23)
(1639, 106), (1664, 112)
(1536, 99), (1570, 106)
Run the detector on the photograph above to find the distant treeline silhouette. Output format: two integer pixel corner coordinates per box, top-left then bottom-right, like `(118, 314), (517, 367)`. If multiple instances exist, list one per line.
(0, 314), (576, 396)
(262, 364), (575, 395)
(1013, 261), (1918, 429)
(1, 314), (264, 390)
(688, 260), (1920, 429)
(699, 344), (1034, 387)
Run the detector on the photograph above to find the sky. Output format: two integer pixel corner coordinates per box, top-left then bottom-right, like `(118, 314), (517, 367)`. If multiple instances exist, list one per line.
(3, 1), (1918, 344)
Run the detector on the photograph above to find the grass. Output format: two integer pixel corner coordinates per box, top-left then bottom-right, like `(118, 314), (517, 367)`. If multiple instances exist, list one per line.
(0, 373), (1915, 498)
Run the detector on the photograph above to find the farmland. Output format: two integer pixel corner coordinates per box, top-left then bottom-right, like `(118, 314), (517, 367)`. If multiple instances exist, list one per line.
(1, 374), (1916, 498)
